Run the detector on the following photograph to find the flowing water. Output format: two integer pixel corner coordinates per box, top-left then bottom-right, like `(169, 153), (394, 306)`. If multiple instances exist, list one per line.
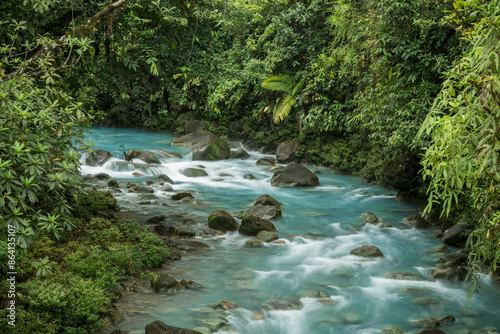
(82, 127), (500, 334)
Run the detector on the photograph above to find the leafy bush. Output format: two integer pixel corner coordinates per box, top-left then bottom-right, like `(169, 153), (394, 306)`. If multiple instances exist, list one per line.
(0, 77), (89, 249)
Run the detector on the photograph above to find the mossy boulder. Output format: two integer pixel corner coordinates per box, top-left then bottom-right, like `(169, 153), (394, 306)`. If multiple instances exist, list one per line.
(151, 273), (185, 294)
(208, 210), (239, 232)
(429, 265), (467, 280)
(239, 214), (276, 236)
(350, 245), (384, 257)
(170, 130), (229, 161)
(184, 119), (206, 133)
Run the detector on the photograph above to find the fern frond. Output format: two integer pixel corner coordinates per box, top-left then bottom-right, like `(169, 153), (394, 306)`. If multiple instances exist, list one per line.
(262, 74), (295, 94)
(273, 94), (296, 123)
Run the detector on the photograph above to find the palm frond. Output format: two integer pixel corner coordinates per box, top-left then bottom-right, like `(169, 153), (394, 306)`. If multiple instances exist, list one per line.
(273, 94), (296, 123)
(261, 74), (295, 94)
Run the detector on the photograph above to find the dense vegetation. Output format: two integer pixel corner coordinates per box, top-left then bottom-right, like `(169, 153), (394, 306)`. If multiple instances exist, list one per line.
(1, 0), (500, 331)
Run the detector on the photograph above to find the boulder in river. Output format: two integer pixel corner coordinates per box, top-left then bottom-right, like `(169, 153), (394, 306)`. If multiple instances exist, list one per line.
(439, 248), (470, 266)
(350, 245), (384, 257)
(125, 149), (161, 164)
(152, 273), (185, 294)
(270, 162), (319, 187)
(230, 149), (250, 160)
(156, 174), (174, 184)
(256, 230), (279, 243)
(240, 194), (282, 220)
(171, 192), (195, 201)
(208, 210), (239, 232)
(211, 300), (242, 310)
(300, 290), (331, 299)
(429, 265), (467, 280)
(95, 172), (111, 180)
(145, 320), (203, 334)
(276, 138), (300, 163)
(239, 214), (276, 236)
(182, 168), (208, 177)
(256, 156), (276, 166)
(170, 130), (230, 161)
(85, 148), (113, 166)
(245, 239), (264, 247)
(442, 223), (469, 247)
(403, 214), (430, 228)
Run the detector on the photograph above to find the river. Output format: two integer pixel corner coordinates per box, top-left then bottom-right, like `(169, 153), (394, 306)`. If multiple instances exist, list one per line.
(82, 127), (500, 334)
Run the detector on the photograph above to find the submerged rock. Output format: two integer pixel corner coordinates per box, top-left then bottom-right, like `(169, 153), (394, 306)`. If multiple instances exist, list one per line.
(407, 317), (440, 328)
(85, 148), (113, 166)
(239, 214), (276, 236)
(243, 174), (258, 180)
(245, 240), (264, 247)
(350, 245), (384, 257)
(208, 210), (239, 232)
(95, 172), (111, 180)
(270, 162), (319, 187)
(256, 230), (279, 243)
(145, 320), (202, 334)
(180, 279), (203, 289)
(299, 290), (331, 299)
(145, 214), (167, 224)
(342, 313), (361, 324)
(261, 300), (302, 311)
(276, 138), (300, 163)
(380, 326), (406, 334)
(384, 271), (426, 281)
(211, 300), (241, 310)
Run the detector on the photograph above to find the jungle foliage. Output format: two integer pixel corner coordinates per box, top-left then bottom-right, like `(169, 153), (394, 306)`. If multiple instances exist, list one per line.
(1, 0), (500, 329)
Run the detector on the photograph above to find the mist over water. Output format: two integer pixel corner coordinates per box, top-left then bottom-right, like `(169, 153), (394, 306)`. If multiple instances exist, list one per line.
(83, 127), (500, 334)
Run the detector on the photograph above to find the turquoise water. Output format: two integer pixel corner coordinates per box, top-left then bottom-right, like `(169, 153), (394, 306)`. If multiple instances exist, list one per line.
(83, 127), (500, 334)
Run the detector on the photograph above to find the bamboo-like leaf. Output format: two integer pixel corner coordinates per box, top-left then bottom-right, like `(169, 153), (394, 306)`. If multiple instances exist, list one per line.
(261, 75), (295, 94)
(273, 95), (296, 123)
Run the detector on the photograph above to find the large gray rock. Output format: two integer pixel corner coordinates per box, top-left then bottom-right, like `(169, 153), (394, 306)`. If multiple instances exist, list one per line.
(276, 138), (300, 163)
(271, 162), (319, 187)
(184, 120), (206, 133)
(407, 317), (440, 328)
(442, 223), (468, 247)
(145, 320), (202, 334)
(85, 149), (113, 166)
(208, 210), (239, 232)
(242, 194), (283, 220)
(170, 131), (230, 161)
(230, 149), (250, 160)
(239, 214), (276, 236)
(380, 326), (406, 334)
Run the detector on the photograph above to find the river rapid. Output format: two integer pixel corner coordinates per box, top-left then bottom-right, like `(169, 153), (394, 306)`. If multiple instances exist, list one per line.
(82, 127), (500, 334)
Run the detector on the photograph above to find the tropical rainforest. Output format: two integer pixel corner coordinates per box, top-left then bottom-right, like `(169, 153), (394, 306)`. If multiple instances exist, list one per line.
(1, 0), (500, 332)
